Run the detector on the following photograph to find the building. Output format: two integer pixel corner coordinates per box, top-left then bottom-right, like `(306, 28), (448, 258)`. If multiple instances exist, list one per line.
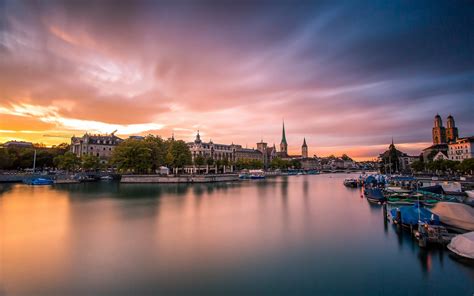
(3, 140), (34, 148)
(71, 132), (123, 161)
(302, 138), (308, 158)
(234, 147), (263, 162)
(379, 140), (418, 173)
(278, 121), (288, 157)
(433, 151), (448, 161)
(423, 114), (463, 161)
(448, 137), (474, 161)
(187, 131), (235, 162)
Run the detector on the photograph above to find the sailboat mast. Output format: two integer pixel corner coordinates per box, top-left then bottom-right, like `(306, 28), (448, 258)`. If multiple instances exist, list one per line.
(33, 149), (36, 173)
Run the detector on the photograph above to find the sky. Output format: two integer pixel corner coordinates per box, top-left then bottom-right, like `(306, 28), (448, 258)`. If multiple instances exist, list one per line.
(0, 0), (473, 160)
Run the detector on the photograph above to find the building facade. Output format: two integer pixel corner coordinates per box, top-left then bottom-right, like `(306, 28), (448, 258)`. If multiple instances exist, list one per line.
(187, 131), (235, 162)
(423, 114), (460, 161)
(448, 137), (474, 161)
(71, 132), (123, 160)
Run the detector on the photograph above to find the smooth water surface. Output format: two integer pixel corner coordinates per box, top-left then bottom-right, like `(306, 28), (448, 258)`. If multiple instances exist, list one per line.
(1, 174), (473, 295)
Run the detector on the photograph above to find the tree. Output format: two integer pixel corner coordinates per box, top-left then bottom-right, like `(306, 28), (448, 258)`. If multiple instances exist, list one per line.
(341, 154), (353, 161)
(459, 158), (474, 175)
(411, 160), (425, 172)
(54, 152), (80, 172)
(144, 135), (167, 171)
(82, 154), (101, 171)
(165, 140), (192, 171)
(194, 155), (206, 166)
(111, 139), (153, 174)
(0, 148), (14, 169)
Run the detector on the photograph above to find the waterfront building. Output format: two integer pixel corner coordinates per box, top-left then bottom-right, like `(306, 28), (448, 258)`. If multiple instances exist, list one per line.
(433, 151), (449, 161)
(379, 140), (418, 173)
(448, 137), (474, 161)
(187, 131), (235, 162)
(71, 132), (123, 161)
(423, 114), (461, 161)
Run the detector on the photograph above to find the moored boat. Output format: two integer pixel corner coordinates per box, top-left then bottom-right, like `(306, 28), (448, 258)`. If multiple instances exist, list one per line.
(364, 188), (385, 203)
(430, 202), (474, 232)
(24, 177), (54, 185)
(390, 203), (440, 227)
(249, 169), (265, 179)
(447, 231), (474, 260)
(343, 178), (358, 188)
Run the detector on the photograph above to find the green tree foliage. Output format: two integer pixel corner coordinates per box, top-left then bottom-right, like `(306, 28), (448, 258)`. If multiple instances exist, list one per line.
(166, 140), (193, 169)
(458, 158), (474, 174)
(410, 160), (425, 172)
(111, 137), (192, 174)
(341, 154), (353, 161)
(270, 157), (290, 170)
(111, 138), (153, 174)
(54, 152), (80, 171)
(194, 155), (206, 166)
(81, 154), (101, 171)
(235, 159), (264, 170)
(0, 143), (69, 170)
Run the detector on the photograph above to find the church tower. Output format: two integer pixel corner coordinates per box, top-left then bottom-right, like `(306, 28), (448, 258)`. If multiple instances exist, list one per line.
(432, 114), (446, 144)
(302, 138), (308, 158)
(445, 115), (459, 143)
(280, 121), (288, 155)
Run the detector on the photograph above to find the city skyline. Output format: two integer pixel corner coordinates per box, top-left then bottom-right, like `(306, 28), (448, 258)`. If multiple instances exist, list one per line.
(1, 1), (473, 160)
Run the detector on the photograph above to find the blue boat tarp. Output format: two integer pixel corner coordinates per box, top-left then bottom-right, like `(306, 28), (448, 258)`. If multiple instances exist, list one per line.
(390, 203), (440, 226)
(365, 188), (385, 202)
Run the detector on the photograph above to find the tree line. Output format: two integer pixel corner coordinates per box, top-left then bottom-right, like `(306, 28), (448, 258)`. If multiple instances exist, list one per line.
(0, 143), (70, 170)
(411, 158), (474, 175)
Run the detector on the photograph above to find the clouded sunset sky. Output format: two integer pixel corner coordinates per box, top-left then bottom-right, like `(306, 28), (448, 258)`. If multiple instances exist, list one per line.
(1, 0), (473, 160)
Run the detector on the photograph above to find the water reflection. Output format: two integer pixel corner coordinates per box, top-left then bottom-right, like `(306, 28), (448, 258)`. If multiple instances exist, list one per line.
(1, 175), (473, 295)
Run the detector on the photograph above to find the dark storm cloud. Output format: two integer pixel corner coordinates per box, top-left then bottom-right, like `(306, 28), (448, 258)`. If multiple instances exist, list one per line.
(0, 0), (473, 157)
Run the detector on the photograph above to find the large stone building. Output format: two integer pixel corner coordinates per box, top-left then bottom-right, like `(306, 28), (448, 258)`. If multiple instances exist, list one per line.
(71, 132), (123, 161)
(448, 137), (474, 161)
(379, 140), (418, 173)
(187, 131), (278, 168)
(423, 114), (460, 161)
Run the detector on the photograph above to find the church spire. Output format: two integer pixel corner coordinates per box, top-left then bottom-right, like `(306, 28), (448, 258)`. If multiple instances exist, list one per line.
(281, 120), (287, 145)
(280, 120), (288, 154)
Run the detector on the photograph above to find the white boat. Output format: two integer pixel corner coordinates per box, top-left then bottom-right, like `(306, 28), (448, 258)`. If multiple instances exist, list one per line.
(447, 231), (474, 259)
(249, 169), (265, 179)
(431, 202), (474, 231)
(465, 190), (474, 198)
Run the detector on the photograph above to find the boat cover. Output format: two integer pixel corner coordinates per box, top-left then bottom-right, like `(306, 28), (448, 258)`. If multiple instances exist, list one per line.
(448, 231), (474, 259)
(390, 203), (440, 226)
(431, 202), (474, 231)
(419, 185), (445, 195)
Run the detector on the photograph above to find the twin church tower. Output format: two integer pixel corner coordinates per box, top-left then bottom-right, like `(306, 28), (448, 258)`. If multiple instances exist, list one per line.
(432, 114), (459, 144)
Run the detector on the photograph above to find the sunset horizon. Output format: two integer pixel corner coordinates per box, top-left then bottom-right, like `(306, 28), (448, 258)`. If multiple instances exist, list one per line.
(1, 1), (473, 161)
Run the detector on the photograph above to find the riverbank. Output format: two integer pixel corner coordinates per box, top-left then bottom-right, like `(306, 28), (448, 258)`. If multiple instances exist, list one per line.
(120, 174), (239, 183)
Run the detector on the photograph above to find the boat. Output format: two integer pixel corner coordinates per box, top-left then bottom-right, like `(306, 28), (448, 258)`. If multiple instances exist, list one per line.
(54, 179), (80, 184)
(24, 177), (54, 185)
(100, 175), (114, 181)
(249, 169), (265, 179)
(390, 203), (440, 227)
(447, 231), (474, 260)
(430, 202), (474, 231)
(364, 188), (385, 203)
(466, 190), (474, 198)
(343, 178), (358, 188)
(239, 173), (250, 179)
(415, 223), (453, 247)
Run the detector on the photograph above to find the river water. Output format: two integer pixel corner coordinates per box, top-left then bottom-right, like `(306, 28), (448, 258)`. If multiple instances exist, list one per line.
(1, 174), (473, 295)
